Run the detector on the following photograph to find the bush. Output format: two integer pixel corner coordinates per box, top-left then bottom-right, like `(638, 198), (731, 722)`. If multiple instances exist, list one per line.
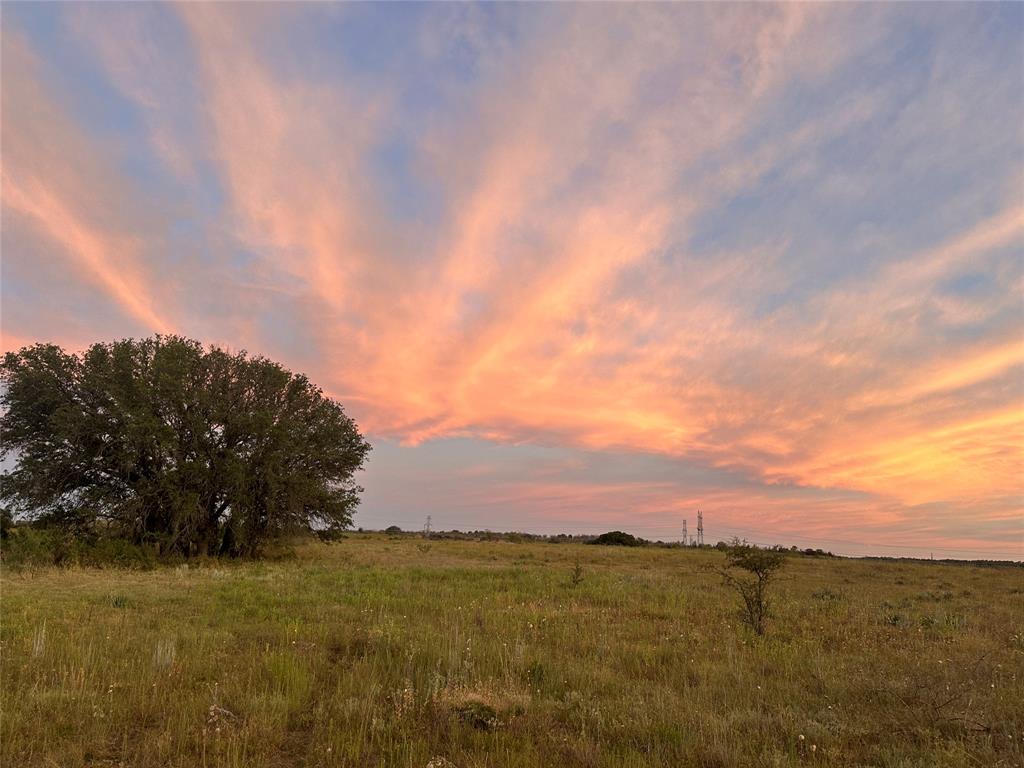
(453, 699), (499, 731)
(590, 531), (644, 547)
(569, 559), (584, 587)
(314, 527), (347, 543)
(712, 538), (786, 636)
(384, 525), (403, 534)
(1, 527), (158, 570)
(0, 527), (58, 568)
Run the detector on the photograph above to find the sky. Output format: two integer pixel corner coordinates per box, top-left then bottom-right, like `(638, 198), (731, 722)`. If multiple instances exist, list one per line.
(1, 2), (1022, 559)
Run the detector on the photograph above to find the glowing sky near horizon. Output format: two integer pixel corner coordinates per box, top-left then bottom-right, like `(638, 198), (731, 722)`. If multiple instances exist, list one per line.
(2, 2), (1022, 558)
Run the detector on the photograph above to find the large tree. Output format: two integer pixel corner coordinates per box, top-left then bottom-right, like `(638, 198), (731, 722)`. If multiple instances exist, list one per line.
(0, 336), (371, 556)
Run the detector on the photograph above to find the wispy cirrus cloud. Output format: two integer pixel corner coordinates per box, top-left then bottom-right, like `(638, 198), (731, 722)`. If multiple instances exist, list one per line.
(2, 2), (1021, 557)
(2, 31), (173, 336)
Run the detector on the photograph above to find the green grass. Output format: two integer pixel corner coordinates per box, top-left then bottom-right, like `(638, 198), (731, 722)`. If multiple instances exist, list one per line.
(2, 534), (1022, 767)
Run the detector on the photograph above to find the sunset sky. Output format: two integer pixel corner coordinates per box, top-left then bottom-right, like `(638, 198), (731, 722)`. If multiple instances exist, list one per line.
(2, 3), (1022, 558)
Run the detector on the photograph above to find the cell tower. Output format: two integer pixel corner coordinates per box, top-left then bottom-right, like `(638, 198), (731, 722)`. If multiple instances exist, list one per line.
(696, 510), (704, 547)
(682, 519), (688, 546)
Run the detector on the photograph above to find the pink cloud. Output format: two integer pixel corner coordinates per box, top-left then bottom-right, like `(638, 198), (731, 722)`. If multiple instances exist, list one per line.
(165, 5), (1023, 519)
(1, 32), (173, 336)
(3, 5), (1020, 556)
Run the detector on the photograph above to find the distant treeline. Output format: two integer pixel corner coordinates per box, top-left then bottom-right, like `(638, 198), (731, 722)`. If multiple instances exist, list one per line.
(374, 526), (1022, 565)
(376, 525), (838, 556)
(858, 556), (1023, 569)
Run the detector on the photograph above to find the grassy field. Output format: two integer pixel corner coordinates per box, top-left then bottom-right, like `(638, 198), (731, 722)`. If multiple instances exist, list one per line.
(1, 534), (1022, 767)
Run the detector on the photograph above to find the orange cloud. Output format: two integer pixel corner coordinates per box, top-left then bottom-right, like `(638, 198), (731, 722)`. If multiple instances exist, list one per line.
(3, 177), (171, 334)
(4, 4), (1020, 555)
(167, 5), (1023, 521)
(1, 32), (172, 335)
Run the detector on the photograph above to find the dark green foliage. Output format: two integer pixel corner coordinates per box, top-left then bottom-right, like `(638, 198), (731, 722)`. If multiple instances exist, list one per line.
(801, 547), (834, 557)
(0, 507), (13, 540)
(0, 336), (371, 557)
(384, 525), (403, 534)
(591, 530), (644, 547)
(0, 527), (158, 569)
(713, 538), (786, 636)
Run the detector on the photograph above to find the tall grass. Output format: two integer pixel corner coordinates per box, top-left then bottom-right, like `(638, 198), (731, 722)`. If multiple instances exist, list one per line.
(1, 535), (1021, 767)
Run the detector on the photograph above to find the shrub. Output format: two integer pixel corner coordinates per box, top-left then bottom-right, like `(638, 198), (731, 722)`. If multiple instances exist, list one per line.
(0, 527), (157, 570)
(384, 525), (403, 534)
(590, 531), (644, 547)
(0, 527), (58, 568)
(712, 538), (786, 636)
(569, 559), (584, 587)
(454, 699), (499, 730)
(314, 527), (347, 543)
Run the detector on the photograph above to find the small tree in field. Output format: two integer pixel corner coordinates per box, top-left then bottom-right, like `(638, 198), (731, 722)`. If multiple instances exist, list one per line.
(714, 538), (786, 636)
(0, 336), (371, 557)
(569, 558), (584, 587)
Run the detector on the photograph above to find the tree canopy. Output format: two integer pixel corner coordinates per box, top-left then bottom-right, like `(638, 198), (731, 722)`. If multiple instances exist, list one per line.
(590, 531), (644, 547)
(0, 336), (371, 557)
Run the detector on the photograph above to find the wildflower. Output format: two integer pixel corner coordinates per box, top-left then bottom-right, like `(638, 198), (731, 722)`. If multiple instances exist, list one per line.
(798, 734), (805, 741)
(810, 744), (817, 753)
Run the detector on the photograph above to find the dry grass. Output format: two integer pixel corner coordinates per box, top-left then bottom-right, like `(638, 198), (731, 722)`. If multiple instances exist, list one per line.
(1, 534), (1022, 767)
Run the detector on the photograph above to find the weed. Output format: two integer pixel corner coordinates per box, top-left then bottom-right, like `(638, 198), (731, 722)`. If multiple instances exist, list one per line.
(153, 637), (176, 669)
(570, 558), (584, 588)
(811, 588), (843, 602)
(30, 621), (46, 658)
